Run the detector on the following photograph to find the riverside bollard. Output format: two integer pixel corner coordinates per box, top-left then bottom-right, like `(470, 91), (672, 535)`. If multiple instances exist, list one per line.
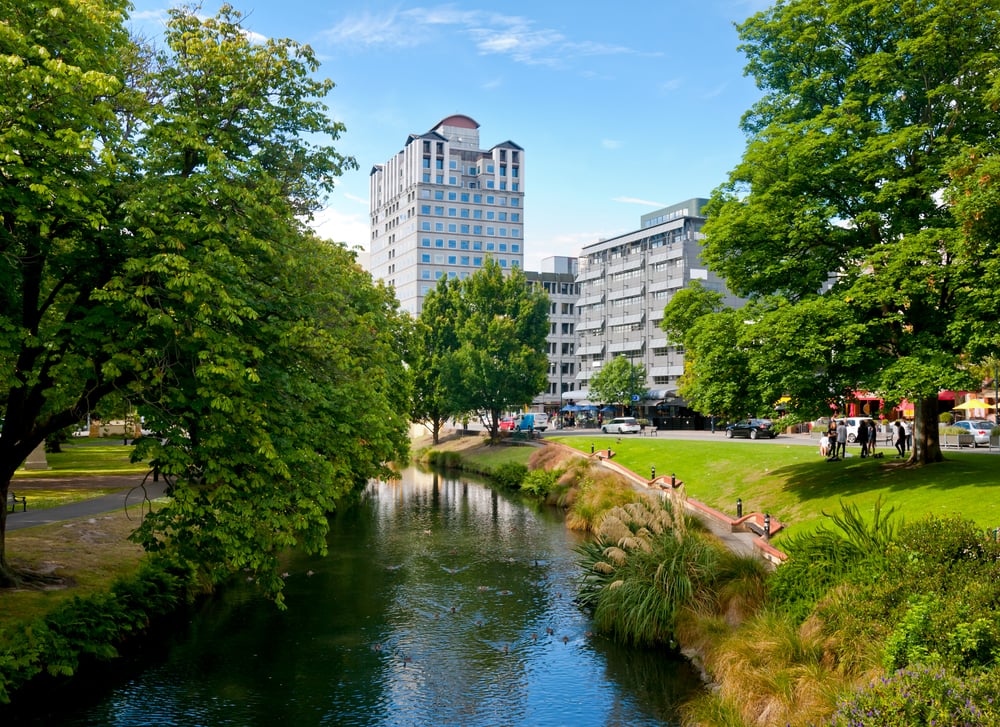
(763, 513), (771, 539)
(736, 498), (743, 518)
(651, 465), (656, 480)
(671, 473), (676, 487)
(591, 443), (594, 454)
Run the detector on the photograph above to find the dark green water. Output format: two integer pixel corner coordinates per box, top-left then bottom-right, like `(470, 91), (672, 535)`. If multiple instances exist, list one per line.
(16, 467), (702, 726)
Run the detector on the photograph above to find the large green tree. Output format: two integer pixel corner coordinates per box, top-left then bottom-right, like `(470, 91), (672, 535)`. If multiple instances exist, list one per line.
(587, 355), (647, 416)
(0, 2), (409, 595)
(448, 259), (549, 441)
(410, 277), (462, 444)
(702, 0), (1000, 464)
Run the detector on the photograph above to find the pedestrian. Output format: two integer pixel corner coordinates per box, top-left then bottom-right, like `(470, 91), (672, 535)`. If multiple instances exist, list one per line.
(867, 419), (877, 455)
(903, 420), (912, 452)
(894, 420), (906, 458)
(857, 419), (869, 457)
(836, 419), (848, 458)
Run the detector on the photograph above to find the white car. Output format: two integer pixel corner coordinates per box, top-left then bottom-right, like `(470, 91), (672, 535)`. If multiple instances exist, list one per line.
(602, 417), (641, 434)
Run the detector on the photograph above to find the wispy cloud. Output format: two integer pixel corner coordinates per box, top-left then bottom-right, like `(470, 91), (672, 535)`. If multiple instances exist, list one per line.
(602, 139), (624, 150)
(323, 6), (653, 67)
(613, 196), (666, 207)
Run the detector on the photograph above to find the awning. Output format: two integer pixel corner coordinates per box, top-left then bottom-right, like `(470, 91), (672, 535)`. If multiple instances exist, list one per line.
(562, 389), (589, 401)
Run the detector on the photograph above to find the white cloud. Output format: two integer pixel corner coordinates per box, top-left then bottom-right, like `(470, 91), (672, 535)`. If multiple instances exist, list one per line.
(613, 196), (667, 207)
(323, 6), (650, 68)
(602, 139), (624, 150)
(309, 206), (369, 250)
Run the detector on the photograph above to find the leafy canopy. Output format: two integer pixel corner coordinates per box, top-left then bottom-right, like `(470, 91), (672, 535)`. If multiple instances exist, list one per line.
(699, 0), (1000, 462)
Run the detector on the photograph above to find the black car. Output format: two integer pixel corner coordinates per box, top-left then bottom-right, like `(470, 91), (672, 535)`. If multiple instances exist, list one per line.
(725, 418), (777, 439)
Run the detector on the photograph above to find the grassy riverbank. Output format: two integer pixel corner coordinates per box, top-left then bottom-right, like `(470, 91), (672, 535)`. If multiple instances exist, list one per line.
(548, 435), (1000, 534)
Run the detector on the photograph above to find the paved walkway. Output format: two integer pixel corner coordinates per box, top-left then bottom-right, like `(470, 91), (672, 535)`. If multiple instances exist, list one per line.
(6, 475), (168, 532)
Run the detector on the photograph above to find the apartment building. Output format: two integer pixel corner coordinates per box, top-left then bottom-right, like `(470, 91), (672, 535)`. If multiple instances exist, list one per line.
(570, 198), (744, 422)
(525, 257), (580, 415)
(368, 115), (525, 315)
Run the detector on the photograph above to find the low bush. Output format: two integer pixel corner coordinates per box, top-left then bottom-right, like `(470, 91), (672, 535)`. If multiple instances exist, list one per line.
(0, 555), (197, 704)
(828, 666), (1000, 726)
(520, 468), (560, 497)
(488, 461), (527, 490)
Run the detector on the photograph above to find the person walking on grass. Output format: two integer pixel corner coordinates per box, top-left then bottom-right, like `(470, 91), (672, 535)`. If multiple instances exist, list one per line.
(836, 419), (848, 459)
(894, 420), (906, 458)
(858, 418), (869, 458)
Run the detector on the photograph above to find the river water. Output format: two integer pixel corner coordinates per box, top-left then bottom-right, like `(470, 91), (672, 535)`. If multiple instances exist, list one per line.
(15, 466), (702, 726)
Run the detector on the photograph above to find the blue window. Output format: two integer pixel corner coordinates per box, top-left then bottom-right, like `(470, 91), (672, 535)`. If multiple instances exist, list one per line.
(422, 238), (431, 247)
(473, 257), (483, 266)
(421, 270), (431, 279)
(421, 205), (431, 214)
(460, 256), (470, 265)
(434, 191), (444, 200)
(511, 244), (520, 252)
(421, 222), (431, 231)
(435, 239), (444, 247)
(448, 240), (457, 248)
(460, 240), (470, 250)
(499, 243), (507, 252)
(434, 206), (444, 215)
(435, 270), (443, 279)
(421, 253), (431, 263)
(486, 242), (495, 251)
(448, 255), (457, 264)
(473, 241), (483, 251)
(448, 223), (457, 233)
(448, 192), (457, 201)
(448, 208), (456, 216)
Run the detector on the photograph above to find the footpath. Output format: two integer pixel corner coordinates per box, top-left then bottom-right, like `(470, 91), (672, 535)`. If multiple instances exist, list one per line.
(6, 475), (167, 532)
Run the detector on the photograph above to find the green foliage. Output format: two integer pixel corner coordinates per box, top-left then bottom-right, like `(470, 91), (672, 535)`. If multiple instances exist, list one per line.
(699, 0), (1000, 462)
(587, 355), (647, 412)
(520, 468), (560, 497)
(488, 462), (527, 490)
(0, 1), (410, 595)
(445, 259), (550, 440)
(828, 666), (1000, 727)
(0, 556), (197, 703)
(576, 498), (758, 647)
(411, 278), (463, 443)
(769, 499), (897, 622)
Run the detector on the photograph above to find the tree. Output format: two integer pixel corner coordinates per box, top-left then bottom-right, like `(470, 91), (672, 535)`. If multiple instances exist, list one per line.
(0, 2), (409, 596)
(701, 0), (1000, 464)
(411, 277), (462, 444)
(588, 355), (647, 417)
(448, 259), (549, 440)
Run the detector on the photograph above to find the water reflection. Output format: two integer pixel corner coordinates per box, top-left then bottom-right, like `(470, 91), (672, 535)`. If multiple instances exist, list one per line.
(9, 467), (702, 726)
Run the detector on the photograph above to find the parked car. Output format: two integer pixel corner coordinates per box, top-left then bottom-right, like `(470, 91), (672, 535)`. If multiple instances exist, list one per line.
(498, 417), (517, 432)
(602, 417), (641, 434)
(725, 418), (777, 439)
(953, 419), (993, 447)
(838, 417), (875, 443)
(516, 412), (549, 431)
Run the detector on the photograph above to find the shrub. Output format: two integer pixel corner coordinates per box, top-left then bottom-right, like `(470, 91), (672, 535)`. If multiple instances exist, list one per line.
(489, 462), (527, 490)
(828, 666), (1000, 726)
(520, 468), (560, 497)
(939, 411), (954, 424)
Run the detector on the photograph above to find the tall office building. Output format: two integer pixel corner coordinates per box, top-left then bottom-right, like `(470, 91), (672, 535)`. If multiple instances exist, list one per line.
(525, 256), (580, 415)
(369, 115), (525, 315)
(571, 198), (745, 420)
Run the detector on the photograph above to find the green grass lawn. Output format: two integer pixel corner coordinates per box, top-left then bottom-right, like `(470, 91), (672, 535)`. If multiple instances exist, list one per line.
(549, 435), (1000, 537)
(12, 442), (148, 479)
(9, 442), (149, 509)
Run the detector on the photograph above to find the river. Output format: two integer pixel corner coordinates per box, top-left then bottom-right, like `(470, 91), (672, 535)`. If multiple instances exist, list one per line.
(14, 466), (702, 726)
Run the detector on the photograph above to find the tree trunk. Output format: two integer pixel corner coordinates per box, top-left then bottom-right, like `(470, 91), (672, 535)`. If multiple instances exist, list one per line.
(0, 472), (16, 587)
(911, 396), (944, 464)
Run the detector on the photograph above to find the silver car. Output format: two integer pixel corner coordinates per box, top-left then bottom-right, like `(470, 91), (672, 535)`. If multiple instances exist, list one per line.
(953, 420), (994, 446)
(602, 417), (641, 434)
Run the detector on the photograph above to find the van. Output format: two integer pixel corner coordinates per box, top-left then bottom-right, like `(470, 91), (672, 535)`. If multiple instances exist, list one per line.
(515, 413), (549, 431)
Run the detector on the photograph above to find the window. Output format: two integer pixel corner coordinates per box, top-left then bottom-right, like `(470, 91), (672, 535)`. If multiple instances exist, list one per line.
(448, 255), (456, 264)
(448, 240), (457, 249)
(421, 253), (431, 262)
(473, 256), (483, 265)
(447, 208), (456, 216)
(421, 270), (431, 279)
(434, 191), (444, 200)
(434, 206), (444, 215)
(421, 205), (431, 214)
(460, 256), (470, 265)
(448, 192), (457, 201)
(511, 244), (520, 252)
(421, 238), (431, 247)
(447, 223), (456, 232)
(486, 242), (495, 251)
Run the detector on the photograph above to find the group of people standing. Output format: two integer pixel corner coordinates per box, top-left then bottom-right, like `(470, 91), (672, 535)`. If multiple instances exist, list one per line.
(821, 418), (912, 460)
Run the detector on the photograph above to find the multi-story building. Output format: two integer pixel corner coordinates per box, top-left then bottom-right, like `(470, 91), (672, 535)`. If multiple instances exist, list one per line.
(570, 198), (745, 423)
(525, 257), (580, 416)
(368, 114), (525, 315)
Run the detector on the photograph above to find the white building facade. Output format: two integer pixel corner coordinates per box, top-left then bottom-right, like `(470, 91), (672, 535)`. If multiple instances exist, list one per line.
(570, 198), (745, 424)
(525, 256), (580, 416)
(368, 115), (525, 315)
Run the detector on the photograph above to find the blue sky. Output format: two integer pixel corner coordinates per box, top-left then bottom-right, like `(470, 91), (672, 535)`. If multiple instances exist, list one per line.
(127, 1), (770, 270)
